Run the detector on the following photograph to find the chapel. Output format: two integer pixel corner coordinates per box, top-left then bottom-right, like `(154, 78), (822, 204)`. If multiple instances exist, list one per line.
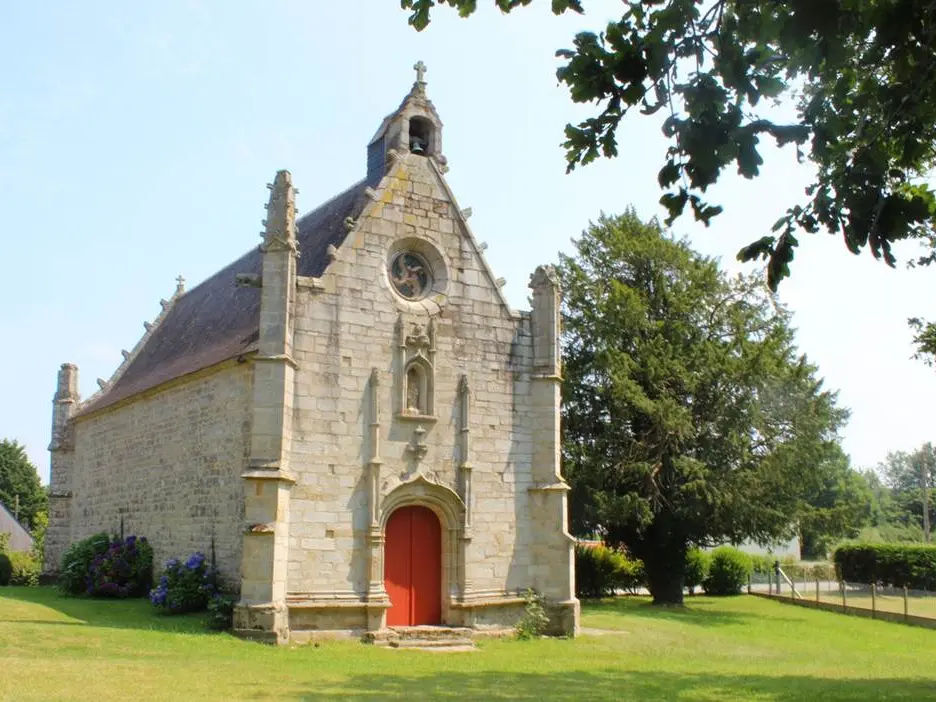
(44, 64), (579, 643)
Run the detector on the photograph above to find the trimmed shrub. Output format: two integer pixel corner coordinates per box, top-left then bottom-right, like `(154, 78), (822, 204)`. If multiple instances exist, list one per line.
(150, 552), (220, 614)
(87, 535), (154, 597)
(575, 543), (617, 598)
(834, 543), (936, 590)
(59, 533), (112, 595)
(702, 547), (753, 596)
(575, 543), (645, 598)
(684, 548), (710, 595)
(9, 552), (40, 586)
(0, 552), (11, 586)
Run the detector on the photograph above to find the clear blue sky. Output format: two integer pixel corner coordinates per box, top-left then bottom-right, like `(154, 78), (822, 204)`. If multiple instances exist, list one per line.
(3, 1), (934, 484)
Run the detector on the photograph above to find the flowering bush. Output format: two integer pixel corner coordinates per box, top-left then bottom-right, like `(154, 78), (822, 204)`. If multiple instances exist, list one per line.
(58, 532), (112, 595)
(86, 535), (154, 598)
(150, 552), (220, 614)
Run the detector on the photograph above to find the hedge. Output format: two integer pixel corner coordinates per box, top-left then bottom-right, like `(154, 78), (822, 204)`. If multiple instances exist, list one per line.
(834, 543), (936, 590)
(574, 543), (645, 598)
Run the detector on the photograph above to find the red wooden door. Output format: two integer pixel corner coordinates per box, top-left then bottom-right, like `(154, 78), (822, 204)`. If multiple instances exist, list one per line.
(384, 505), (442, 626)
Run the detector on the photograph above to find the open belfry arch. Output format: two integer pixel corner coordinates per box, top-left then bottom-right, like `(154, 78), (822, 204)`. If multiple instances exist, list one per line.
(44, 63), (579, 643)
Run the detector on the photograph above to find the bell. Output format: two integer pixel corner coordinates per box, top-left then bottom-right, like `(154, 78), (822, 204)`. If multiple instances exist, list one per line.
(410, 136), (426, 154)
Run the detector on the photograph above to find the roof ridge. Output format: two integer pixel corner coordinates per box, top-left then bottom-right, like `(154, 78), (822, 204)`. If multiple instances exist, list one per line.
(78, 284), (185, 411)
(296, 178), (367, 226)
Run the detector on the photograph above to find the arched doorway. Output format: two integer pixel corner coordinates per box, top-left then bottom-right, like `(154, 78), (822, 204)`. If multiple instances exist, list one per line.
(384, 505), (442, 626)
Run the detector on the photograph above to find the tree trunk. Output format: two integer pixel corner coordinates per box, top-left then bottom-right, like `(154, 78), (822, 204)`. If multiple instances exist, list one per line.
(642, 542), (687, 606)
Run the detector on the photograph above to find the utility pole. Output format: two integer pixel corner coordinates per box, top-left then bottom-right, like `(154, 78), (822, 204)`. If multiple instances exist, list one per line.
(924, 447), (932, 543)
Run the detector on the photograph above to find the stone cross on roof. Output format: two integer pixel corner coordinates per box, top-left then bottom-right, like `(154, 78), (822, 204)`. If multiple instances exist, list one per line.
(414, 60), (427, 85)
(175, 275), (186, 295)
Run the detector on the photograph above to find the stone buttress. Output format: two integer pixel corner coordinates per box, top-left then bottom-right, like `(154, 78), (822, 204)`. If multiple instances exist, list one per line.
(232, 170), (299, 644)
(529, 265), (579, 635)
(44, 363), (79, 574)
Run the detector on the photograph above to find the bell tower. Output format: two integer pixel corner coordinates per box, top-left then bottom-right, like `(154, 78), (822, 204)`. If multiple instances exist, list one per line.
(366, 61), (446, 185)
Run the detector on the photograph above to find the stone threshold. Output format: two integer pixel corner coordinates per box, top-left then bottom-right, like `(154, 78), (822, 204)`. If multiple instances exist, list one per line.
(364, 624), (512, 649)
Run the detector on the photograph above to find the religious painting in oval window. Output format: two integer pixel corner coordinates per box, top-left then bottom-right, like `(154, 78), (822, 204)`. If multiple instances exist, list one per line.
(389, 252), (432, 300)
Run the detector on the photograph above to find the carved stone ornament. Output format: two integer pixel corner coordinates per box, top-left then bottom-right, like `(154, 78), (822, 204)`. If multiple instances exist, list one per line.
(405, 323), (431, 351)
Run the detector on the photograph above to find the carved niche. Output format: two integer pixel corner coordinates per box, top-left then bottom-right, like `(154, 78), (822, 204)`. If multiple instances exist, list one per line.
(395, 316), (436, 421)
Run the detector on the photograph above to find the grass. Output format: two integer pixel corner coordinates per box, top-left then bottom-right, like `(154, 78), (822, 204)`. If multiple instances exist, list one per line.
(2, 588), (936, 701)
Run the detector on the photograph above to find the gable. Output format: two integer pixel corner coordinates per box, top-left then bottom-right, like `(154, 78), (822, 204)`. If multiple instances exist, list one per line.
(349, 153), (517, 320)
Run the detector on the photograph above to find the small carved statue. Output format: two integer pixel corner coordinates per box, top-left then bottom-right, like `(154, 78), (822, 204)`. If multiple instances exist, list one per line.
(406, 367), (421, 413)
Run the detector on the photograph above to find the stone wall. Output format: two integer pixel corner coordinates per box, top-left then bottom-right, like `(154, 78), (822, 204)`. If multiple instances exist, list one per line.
(286, 153), (550, 608)
(65, 363), (252, 581)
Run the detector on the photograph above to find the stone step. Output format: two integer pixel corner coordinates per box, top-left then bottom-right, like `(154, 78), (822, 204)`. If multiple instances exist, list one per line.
(390, 625), (474, 640)
(364, 625), (474, 644)
(388, 638), (475, 650)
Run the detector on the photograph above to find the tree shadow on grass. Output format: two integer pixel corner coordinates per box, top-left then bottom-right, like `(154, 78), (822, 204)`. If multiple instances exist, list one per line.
(256, 670), (936, 702)
(582, 596), (799, 629)
(0, 586), (211, 635)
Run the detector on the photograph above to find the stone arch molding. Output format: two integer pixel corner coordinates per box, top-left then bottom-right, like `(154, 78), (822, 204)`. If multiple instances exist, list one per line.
(379, 475), (465, 532)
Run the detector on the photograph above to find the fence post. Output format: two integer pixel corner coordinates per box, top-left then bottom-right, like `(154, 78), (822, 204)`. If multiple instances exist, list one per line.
(747, 574), (751, 595)
(816, 577), (820, 603)
(904, 586), (909, 621)
(841, 580), (847, 612)
(871, 582), (876, 618)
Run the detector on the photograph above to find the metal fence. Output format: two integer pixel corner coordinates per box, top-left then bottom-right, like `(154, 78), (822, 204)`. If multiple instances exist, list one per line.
(750, 568), (936, 625)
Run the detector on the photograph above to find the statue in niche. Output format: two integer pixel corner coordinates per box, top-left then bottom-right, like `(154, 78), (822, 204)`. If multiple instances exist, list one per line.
(406, 366), (422, 414)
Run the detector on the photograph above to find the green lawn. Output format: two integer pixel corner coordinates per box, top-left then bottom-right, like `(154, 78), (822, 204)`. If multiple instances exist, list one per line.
(1, 588), (935, 701)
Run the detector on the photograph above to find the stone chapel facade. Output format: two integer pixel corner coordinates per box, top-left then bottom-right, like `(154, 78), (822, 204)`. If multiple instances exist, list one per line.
(44, 67), (579, 643)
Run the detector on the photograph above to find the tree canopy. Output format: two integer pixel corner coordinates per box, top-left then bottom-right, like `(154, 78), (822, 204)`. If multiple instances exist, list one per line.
(797, 445), (873, 559)
(877, 443), (935, 542)
(0, 439), (46, 530)
(558, 210), (847, 603)
(403, 0), (936, 289)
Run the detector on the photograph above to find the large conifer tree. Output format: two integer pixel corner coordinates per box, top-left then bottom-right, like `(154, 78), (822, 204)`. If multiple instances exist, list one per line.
(559, 211), (847, 603)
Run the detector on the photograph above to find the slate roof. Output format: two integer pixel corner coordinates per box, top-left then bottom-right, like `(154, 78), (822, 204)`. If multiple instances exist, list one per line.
(0, 501), (34, 553)
(77, 180), (368, 416)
